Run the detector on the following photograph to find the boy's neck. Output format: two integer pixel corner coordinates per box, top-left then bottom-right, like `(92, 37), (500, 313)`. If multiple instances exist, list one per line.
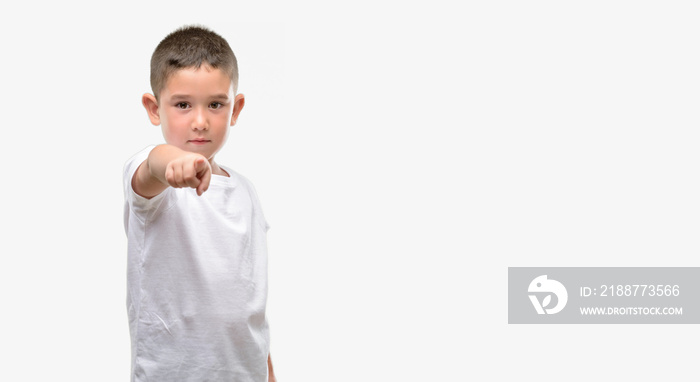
(210, 160), (229, 177)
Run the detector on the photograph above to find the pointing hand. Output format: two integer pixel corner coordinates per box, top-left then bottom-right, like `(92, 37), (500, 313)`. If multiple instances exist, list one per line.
(164, 154), (212, 196)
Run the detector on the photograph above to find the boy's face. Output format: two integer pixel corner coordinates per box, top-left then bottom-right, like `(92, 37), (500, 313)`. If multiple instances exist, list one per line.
(143, 65), (244, 162)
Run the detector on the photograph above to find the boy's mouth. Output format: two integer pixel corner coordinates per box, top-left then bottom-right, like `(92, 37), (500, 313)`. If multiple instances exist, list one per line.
(188, 139), (211, 145)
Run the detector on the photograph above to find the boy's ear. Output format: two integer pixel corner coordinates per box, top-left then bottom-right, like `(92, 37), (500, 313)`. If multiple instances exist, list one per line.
(230, 93), (245, 126)
(142, 93), (161, 126)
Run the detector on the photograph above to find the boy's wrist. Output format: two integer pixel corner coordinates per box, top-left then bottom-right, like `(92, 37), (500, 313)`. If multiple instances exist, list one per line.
(148, 144), (183, 181)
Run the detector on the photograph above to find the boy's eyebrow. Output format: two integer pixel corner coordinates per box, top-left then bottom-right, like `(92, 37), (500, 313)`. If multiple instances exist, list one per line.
(210, 94), (231, 100)
(169, 94), (230, 101)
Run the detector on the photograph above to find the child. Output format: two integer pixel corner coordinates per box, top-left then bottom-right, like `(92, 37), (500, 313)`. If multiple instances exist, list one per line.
(123, 25), (276, 381)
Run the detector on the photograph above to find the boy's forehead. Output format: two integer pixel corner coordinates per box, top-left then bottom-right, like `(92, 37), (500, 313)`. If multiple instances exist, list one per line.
(161, 65), (235, 97)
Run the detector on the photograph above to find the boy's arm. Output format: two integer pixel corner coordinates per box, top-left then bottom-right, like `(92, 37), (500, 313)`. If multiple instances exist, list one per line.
(132, 144), (212, 199)
(268, 353), (276, 382)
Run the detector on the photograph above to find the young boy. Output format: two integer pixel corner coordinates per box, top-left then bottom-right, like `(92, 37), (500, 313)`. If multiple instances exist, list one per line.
(123, 26), (276, 381)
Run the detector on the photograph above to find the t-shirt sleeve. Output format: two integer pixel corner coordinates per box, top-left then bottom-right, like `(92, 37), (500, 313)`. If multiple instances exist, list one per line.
(123, 145), (172, 217)
(242, 176), (271, 233)
(123, 146), (151, 197)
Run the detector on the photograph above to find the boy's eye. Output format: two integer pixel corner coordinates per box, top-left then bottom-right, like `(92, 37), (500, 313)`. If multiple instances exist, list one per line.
(176, 102), (189, 109)
(210, 102), (223, 109)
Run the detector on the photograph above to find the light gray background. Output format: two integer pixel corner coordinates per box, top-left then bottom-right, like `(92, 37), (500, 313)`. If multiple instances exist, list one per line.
(1, 1), (699, 381)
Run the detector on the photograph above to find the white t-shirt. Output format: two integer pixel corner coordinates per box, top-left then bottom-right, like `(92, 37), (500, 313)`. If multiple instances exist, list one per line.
(123, 146), (270, 382)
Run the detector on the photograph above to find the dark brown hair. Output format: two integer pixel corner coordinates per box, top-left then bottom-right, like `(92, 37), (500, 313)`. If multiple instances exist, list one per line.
(150, 25), (238, 101)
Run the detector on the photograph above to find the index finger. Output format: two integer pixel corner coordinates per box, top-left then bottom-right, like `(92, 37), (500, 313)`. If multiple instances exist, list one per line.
(196, 165), (211, 196)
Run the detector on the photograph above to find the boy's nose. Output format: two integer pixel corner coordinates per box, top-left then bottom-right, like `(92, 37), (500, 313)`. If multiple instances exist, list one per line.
(192, 108), (209, 130)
